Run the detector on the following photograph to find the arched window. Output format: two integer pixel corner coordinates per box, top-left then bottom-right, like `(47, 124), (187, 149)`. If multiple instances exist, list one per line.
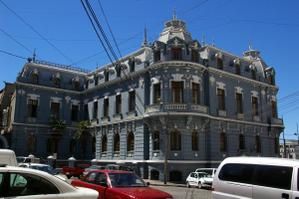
(153, 131), (160, 150)
(69, 138), (76, 154)
(114, 133), (120, 153)
(127, 131), (134, 152)
(192, 131), (198, 151)
(92, 137), (96, 153)
(251, 68), (257, 80)
(239, 134), (245, 150)
(191, 49), (199, 62)
(220, 132), (227, 152)
(170, 130), (181, 151)
(216, 57), (223, 69)
(102, 135), (107, 153)
(256, 135), (261, 153)
(154, 50), (161, 62)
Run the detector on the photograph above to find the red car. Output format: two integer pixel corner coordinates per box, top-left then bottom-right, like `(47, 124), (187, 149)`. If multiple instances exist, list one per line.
(62, 163), (90, 179)
(71, 170), (173, 199)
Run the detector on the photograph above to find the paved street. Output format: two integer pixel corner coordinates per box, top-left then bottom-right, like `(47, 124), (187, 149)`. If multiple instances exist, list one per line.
(146, 180), (212, 199)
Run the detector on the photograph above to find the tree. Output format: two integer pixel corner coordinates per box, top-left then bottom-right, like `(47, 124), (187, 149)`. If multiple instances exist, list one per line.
(73, 120), (90, 140)
(49, 118), (66, 134)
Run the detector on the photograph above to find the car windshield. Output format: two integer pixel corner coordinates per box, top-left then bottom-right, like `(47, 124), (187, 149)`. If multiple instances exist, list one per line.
(31, 165), (52, 173)
(108, 173), (146, 187)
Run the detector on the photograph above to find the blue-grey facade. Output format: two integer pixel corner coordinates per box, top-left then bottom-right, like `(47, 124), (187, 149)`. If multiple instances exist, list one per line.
(3, 17), (283, 182)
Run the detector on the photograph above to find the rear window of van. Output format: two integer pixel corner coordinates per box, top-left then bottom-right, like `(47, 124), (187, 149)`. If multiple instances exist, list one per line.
(219, 163), (292, 190)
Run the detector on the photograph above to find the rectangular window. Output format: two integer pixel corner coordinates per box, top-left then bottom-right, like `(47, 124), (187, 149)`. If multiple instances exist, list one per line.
(192, 131), (199, 151)
(50, 102), (60, 119)
(115, 94), (122, 114)
(172, 81), (184, 103)
(217, 88), (225, 110)
(239, 134), (245, 150)
(255, 165), (292, 190)
(128, 91), (136, 112)
(83, 104), (88, 120)
(94, 76), (98, 86)
(153, 83), (161, 104)
(27, 99), (38, 118)
(154, 50), (161, 62)
(103, 98), (109, 117)
(252, 96), (259, 116)
(192, 83), (200, 104)
(191, 50), (199, 62)
(93, 101), (98, 119)
(71, 105), (79, 122)
(172, 48), (182, 60)
(236, 93), (243, 114)
(271, 100), (277, 118)
(220, 132), (227, 152)
(129, 60), (135, 72)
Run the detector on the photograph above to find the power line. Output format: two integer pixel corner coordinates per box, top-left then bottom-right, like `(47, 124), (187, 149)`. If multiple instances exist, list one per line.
(0, 0), (73, 62)
(97, 0), (122, 58)
(0, 28), (32, 54)
(0, 49), (27, 60)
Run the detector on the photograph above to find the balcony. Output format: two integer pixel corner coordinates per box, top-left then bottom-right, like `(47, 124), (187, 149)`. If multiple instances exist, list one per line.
(145, 103), (209, 115)
(253, 115), (261, 122)
(272, 118), (284, 125)
(218, 110), (227, 117)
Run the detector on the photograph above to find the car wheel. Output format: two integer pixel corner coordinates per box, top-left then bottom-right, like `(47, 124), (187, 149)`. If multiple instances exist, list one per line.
(198, 182), (202, 189)
(186, 182), (191, 188)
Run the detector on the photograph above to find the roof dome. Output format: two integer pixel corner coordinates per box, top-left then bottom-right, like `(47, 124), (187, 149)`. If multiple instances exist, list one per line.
(158, 16), (193, 43)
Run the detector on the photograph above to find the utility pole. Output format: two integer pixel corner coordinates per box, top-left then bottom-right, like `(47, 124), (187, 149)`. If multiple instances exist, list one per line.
(283, 128), (286, 158)
(163, 127), (168, 185)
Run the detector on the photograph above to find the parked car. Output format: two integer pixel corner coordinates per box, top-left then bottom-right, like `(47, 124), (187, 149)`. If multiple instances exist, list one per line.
(0, 149), (18, 166)
(186, 171), (213, 188)
(83, 165), (106, 177)
(212, 156), (299, 199)
(71, 170), (173, 199)
(16, 155), (40, 164)
(195, 167), (217, 177)
(0, 164), (98, 198)
(19, 163), (59, 175)
(62, 163), (90, 179)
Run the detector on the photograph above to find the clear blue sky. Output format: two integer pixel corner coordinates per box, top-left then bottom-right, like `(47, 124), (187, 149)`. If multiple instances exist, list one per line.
(1, 0), (299, 140)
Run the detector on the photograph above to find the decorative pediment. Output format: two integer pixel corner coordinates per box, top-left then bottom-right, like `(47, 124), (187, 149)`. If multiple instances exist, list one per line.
(167, 36), (185, 46)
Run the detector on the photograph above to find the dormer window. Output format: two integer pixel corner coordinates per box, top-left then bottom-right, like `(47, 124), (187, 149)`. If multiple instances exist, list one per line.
(234, 59), (241, 75)
(104, 70), (109, 82)
(250, 66), (257, 80)
(129, 58), (135, 72)
(31, 69), (39, 84)
(172, 48), (182, 60)
(215, 53), (223, 69)
(116, 65), (121, 77)
(94, 75), (98, 86)
(191, 49), (199, 62)
(52, 73), (61, 87)
(154, 50), (161, 62)
(72, 76), (80, 90)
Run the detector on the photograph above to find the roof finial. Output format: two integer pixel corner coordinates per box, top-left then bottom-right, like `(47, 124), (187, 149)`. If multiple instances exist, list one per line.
(248, 42), (253, 51)
(142, 26), (148, 47)
(173, 9), (177, 20)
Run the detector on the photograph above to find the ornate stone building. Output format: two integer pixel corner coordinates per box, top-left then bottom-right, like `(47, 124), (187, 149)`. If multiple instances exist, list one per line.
(1, 16), (283, 181)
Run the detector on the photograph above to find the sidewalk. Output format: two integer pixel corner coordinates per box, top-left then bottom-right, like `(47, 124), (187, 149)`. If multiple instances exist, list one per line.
(144, 179), (186, 187)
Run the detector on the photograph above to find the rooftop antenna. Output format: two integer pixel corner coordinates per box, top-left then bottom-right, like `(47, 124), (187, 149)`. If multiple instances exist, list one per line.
(202, 34), (206, 46)
(32, 48), (36, 62)
(173, 9), (177, 20)
(142, 26), (148, 47)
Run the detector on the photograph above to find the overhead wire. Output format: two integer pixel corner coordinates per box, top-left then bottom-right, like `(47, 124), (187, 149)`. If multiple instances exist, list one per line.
(0, 0), (73, 62)
(0, 49), (28, 60)
(0, 28), (32, 54)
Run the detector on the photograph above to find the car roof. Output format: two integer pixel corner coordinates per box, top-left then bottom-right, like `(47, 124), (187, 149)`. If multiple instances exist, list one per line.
(91, 169), (133, 174)
(19, 163), (49, 167)
(222, 156), (299, 167)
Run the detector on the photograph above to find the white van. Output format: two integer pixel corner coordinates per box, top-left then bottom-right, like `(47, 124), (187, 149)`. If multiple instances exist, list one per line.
(212, 156), (299, 199)
(0, 149), (18, 166)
